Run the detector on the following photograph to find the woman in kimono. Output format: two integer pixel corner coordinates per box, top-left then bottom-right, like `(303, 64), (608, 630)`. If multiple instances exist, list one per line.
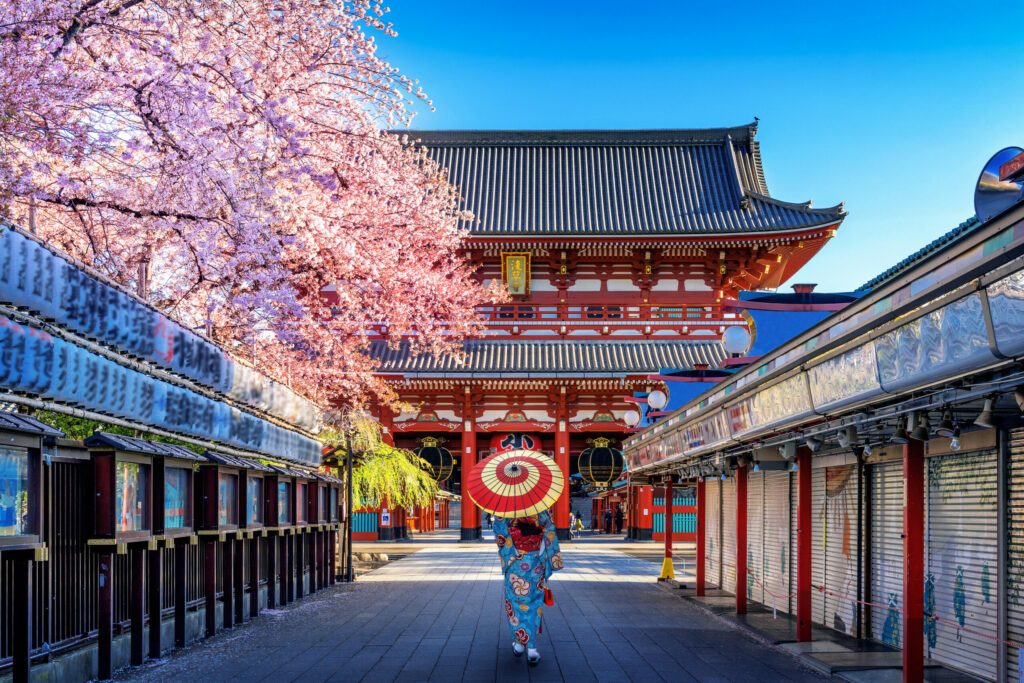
(492, 509), (563, 666)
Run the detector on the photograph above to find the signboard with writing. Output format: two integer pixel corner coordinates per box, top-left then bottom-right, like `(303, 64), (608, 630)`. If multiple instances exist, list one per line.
(501, 252), (531, 296)
(0, 315), (321, 464)
(0, 223), (319, 432)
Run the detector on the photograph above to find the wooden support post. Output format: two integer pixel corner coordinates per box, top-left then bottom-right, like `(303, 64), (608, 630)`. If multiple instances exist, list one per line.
(279, 534), (289, 605)
(130, 546), (145, 665)
(903, 438), (925, 683)
(736, 464), (747, 615)
(329, 528), (337, 585)
(249, 535), (260, 618)
(796, 447), (812, 641)
(266, 534), (277, 608)
(174, 541), (186, 648)
(309, 530), (318, 594)
(295, 531), (304, 599)
(12, 558), (32, 683)
(204, 540), (217, 638)
(460, 423), (478, 540)
(638, 486), (653, 541)
(222, 537), (234, 629)
(696, 478), (706, 597)
(287, 534), (296, 602)
(98, 553), (114, 680)
(148, 546), (162, 660)
(233, 536), (244, 624)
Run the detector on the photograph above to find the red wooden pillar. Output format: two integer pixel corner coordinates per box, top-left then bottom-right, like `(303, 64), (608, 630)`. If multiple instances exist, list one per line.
(736, 464), (747, 615)
(659, 477), (675, 580)
(554, 387), (570, 539)
(796, 447), (813, 641)
(379, 404), (395, 447)
(696, 478), (706, 596)
(461, 388), (479, 540)
(903, 438), (925, 682)
(637, 485), (653, 541)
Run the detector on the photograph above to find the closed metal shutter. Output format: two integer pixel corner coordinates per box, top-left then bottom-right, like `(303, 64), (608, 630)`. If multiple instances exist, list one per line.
(763, 470), (791, 614)
(722, 476), (737, 595)
(812, 466), (826, 626)
(791, 471), (799, 615)
(870, 460), (904, 648)
(747, 471), (764, 605)
(704, 478), (721, 587)
(823, 464), (859, 636)
(1009, 430), (1024, 678)
(926, 449), (997, 680)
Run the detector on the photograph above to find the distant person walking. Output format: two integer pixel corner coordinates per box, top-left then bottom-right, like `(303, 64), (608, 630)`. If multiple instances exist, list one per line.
(486, 513), (493, 530)
(614, 506), (624, 534)
(603, 508), (612, 534)
(573, 515), (584, 539)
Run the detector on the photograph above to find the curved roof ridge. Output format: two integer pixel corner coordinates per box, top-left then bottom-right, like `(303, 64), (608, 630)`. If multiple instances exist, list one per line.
(397, 123), (759, 146)
(859, 215), (980, 290)
(746, 191), (846, 217)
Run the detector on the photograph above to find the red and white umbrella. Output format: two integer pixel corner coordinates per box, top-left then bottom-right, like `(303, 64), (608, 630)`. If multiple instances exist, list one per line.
(466, 449), (564, 518)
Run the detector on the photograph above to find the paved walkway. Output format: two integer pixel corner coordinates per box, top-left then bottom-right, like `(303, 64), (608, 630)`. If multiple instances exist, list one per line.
(117, 542), (828, 682)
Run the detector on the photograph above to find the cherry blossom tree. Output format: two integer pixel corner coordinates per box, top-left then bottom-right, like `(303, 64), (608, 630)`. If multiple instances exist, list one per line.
(0, 0), (495, 410)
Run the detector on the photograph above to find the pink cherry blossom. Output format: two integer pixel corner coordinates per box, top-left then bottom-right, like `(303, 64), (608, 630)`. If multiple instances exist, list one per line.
(0, 0), (500, 413)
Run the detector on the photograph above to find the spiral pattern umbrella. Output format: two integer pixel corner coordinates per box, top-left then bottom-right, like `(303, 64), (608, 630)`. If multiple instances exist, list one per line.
(466, 449), (564, 518)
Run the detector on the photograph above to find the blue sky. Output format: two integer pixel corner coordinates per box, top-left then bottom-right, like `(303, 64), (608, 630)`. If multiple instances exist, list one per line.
(380, 1), (1024, 291)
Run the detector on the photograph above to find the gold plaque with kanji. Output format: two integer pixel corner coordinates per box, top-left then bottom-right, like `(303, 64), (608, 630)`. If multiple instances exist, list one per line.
(501, 252), (531, 296)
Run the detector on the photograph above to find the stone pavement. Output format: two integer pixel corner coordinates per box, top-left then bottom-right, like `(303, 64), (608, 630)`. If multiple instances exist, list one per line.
(116, 540), (830, 682)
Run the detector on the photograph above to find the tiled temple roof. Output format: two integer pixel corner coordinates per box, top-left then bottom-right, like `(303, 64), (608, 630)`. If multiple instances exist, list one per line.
(402, 125), (845, 237)
(370, 340), (726, 376)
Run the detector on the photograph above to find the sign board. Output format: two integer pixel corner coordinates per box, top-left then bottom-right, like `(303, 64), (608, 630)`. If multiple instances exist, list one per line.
(380, 509), (390, 526)
(1001, 150), (1024, 181)
(500, 252), (531, 296)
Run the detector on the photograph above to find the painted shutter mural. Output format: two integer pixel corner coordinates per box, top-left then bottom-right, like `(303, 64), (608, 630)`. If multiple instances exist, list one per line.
(925, 449), (998, 680)
(870, 460), (904, 648)
(705, 478), (722, 587)
(722, 476), (737, 594)
(823, 464), (859, 636)
(747, 471), (764, 605)
(763, 470), (791, 615)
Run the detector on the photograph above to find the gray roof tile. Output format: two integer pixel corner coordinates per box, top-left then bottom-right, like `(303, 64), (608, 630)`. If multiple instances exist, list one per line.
(370, 340), (726, 375)
(402, 126), (844, 236)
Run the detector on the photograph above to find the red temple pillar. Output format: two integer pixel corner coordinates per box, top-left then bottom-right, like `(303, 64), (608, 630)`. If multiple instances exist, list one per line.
(903, 438), (925, 682)
(461, 388), (479, 541)
(554, 387), (570, 539)
(736, 464), (747, 615)
(796, 447), (813, 641)
(696, 477), (706, 596)
(659, 476), (675, 580)
(638, 485), (653, 541)
(378, 404), (395, 446)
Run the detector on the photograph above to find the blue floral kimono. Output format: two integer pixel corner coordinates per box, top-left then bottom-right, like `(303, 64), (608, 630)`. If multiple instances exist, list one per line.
(492, 510), (563, 647)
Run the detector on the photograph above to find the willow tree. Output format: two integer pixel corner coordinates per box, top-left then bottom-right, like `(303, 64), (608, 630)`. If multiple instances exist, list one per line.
(321, 411), (438, 509)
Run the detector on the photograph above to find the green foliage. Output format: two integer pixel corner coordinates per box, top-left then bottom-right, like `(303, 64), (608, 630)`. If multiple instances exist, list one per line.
(351, 443), (439, 509)
(33, 411), (203, 454)
(34, 411), (132, 440)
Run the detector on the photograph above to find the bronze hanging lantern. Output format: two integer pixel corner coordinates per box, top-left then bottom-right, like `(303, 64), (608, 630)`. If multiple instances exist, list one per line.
(578, 437), (624, 488)
(414, 437), (454, 483)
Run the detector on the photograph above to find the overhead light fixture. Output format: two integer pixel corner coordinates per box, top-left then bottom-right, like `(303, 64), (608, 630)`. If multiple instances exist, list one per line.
(934, 409), (956, 438)
(720, 470), (727, 481)
(791, 460), (799, 472)
(779, 442), (797, 461)
(837, 426), (859, 449)
(647, 390), (668, 411)
(804, 436), (823, 453)
(949, 423), (962, 452)
(624, 410), (641, 428)
(863, 443), (873, 457)
(910, 412), (930, 441)
(975, 398), (995, 429)
(890, 417), (909, 445)
(1016, 387), (1024, 413)
(753, 459), (760, 472)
